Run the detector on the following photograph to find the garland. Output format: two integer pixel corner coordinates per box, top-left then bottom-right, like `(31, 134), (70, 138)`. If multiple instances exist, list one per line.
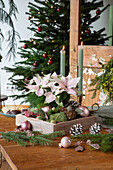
(1, 130), (65, 147)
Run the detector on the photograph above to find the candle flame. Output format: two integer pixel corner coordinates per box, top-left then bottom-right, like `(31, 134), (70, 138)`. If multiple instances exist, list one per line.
(81, 41), (83, 46)
(62, 46), (65, 50)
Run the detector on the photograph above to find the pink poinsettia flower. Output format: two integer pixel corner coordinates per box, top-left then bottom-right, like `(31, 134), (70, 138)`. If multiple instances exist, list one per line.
(44, 92), (56, 103)
(41, 73), (51, 87)
(26, 75), (44, 96)
(53, 74), (80, 96)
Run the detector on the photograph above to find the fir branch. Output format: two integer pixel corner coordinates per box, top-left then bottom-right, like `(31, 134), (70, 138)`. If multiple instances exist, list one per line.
(30, 136), (52, 146)
(39, 130), (65, 139)
(0, 130), (65, 147)
(1, 132), (27, 146)
(72, 134), (113, 152)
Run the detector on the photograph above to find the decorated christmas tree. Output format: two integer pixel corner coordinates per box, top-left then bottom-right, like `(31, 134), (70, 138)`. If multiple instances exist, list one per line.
(3, 0), (110, 103)
(4, 0), (70, 102)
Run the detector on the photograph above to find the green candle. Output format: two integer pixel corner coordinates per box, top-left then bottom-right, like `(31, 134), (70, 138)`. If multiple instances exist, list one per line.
(78, 42), (83, 93)
(60, 46), (66, 76)
(108, 5), (113, 46)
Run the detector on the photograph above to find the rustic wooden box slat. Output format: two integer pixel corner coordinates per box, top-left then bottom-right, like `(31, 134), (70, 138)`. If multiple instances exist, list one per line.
(16, 114), (97, 134)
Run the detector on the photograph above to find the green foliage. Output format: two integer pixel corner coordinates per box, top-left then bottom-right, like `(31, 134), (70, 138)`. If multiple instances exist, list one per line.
(50, 112), (67, 123)
(47, 106), (60, 117)
(72, 133), (113, 152)
(99, 115), (113, 126)
(90, 57), (113, 104)
(25, 92), (45, 108)
(59, 91), (70, 106)
(0, 130), (65, 147)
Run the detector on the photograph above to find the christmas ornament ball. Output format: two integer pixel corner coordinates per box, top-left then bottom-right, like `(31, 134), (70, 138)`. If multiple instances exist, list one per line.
(42, 105), (51, 113)
(61, 137), (72, 148)
(33, 41), (37, 45)
(48, 58), (53, 64)
(37, 26), (42, 32)
(33, 61), (38, 66)
(43, 52), (48, 58)
(96, 9), (101, 15)
(78, 105), (90, 117)
(23, 44), (28, 49)
(25, 78), (28, 81)
(21, 120), (31, 131)
(28, 16), (31, 20)
(86, 29), (91, 34)
(57, 8), (60, 12)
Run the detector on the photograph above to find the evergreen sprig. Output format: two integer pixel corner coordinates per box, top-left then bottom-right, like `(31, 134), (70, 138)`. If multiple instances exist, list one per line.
(90, 57), (113, 104)
(0, 130), (65, 147)
(99, 115), (113, 126)
(72, 133), (113, 152)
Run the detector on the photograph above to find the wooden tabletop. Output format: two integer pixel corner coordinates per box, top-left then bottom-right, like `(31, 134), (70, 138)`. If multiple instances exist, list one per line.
(0, 115), (113, 170)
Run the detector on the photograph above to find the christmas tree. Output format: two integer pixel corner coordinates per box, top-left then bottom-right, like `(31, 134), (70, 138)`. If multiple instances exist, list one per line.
(4, 0), (70, 102)
(81, 0), (110, 45)
(3, 0), (110, 103)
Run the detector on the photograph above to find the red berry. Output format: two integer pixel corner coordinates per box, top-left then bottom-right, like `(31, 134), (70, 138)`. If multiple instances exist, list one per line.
(43, 52), (48, 58)
(37, 26), (42, 32)
(96, 9), (101, 15)
(23, 44), (28, 49)
(48, 58), (53, 64)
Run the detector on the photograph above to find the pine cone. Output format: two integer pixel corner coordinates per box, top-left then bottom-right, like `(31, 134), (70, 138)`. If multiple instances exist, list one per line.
(65, 110), (77, 120)
(59, 105), (77, 120)
(89, 123), (101, 134)
(65, 100), (79, 110)
(70, 124), (83, 136)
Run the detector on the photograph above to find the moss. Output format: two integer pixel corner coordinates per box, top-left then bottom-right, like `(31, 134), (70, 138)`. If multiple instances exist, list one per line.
(50, 112), (67, 123)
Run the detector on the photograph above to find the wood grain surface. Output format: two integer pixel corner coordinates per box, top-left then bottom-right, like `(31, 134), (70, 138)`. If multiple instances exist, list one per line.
(0, 115), (113, 169)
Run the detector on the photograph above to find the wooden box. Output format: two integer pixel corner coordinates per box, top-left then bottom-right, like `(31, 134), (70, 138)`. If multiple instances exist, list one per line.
(16, 114), (97, 134)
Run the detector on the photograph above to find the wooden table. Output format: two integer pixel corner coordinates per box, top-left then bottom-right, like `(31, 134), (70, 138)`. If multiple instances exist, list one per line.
(0, 115), (113, 170)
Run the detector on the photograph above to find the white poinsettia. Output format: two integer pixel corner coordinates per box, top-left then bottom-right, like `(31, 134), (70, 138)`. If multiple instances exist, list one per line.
(26, 75), (44, 96)
(53, 73), (80, 96)
(26, 72), (80, 105)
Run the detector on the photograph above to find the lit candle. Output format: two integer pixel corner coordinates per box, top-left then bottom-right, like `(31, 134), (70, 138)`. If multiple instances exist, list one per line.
(78, 42), (83, 93)
(60, 46), (66, 76)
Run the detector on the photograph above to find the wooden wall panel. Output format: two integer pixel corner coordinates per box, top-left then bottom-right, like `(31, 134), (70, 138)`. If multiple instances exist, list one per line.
(79, 45), (113, 67)
(70, 0), (81, 78)
(78, 46), (112, 106)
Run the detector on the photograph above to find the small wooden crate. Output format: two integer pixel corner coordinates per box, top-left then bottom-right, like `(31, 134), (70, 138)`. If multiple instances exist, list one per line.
(16, 114), (97, 134)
